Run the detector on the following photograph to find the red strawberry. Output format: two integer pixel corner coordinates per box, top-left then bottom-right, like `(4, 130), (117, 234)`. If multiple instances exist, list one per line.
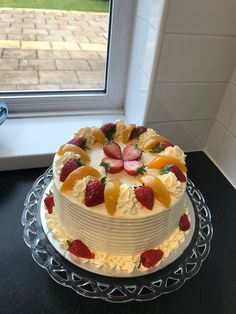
(100, 123), (116, 141)
(67, 239), (95, 259)
(134, 186), (154, 210)
(100, 157), (124, 174)
(130, 126), (147, 139)
(60, 159), (83, 182)
(123, 144), (142, 161)
(67, 136), (86, 149)
(160, 164), (186, 182)
(44, 194), (54, 214)
(140, 249), (164, 268)
(84, 179), (105, 207)
(124, 160), (146, 176)
(179, 214), (190, 231)
(103, 142), (122, 159)
(151, 141), (173, 153)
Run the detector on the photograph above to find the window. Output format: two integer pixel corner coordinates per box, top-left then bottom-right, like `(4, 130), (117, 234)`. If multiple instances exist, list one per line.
(0, 0), (134, 116)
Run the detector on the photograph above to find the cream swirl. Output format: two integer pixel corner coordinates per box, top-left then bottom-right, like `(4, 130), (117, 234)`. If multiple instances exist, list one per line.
(74, 127), (95, 148)
(73, 176), (94, 202)
(116, 184), (142, 215)
(114, 119), (125, 142)
(158, 172), (183, 198)
(159, 145), (186, 164)
(55, 152), (81, 177)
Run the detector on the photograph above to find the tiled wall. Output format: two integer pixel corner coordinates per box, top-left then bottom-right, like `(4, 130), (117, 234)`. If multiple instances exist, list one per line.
(206, 68), (236, 187)
(146, 0), (236, 151)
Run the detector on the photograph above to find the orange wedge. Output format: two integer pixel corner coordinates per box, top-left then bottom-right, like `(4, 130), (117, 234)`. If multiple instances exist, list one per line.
(122, 124), (136, 143)
(91, 126), (106, 144)
(148, 156), (187, 173)
(138, 175), (170, 207)
(60, 166), (100, 193)
(143, 135), (169, 151)
(104, 179), (121, 216)
(57, 144), (90, 162)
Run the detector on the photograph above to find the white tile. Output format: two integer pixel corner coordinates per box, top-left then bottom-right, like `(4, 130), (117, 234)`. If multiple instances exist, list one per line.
(125, 60), (149, 125)
(228, 107), (236, 137)
(137, 0), (164, 29)
(217, 83), (236, 126)
(147, 120), (213, 151)
(147, 82), (226, 122)
(156, 35), (236, 82)
(230, 66), (236, 86)
(206, 120), (226, 159)
(131, 16), (158, 78)
(166, 0), (236, 36)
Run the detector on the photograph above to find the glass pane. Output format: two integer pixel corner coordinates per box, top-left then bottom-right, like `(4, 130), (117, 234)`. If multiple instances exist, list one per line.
(0, 0), (110, 92)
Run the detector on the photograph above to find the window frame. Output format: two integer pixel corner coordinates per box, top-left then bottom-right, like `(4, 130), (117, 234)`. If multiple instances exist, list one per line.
(1, 0), (135, 118)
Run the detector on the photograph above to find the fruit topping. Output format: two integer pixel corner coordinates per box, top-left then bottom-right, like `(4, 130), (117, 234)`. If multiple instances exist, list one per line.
(179, 214), (191, 231)
(124, 160), (146, 176)
(67, 136), (86, 149)
(100, 157), (124, 174)
(60, 158), (84, 182)
(91, 126), (106, 144)
(130, 126), (147, 140)
(122, 124), (136, 143)
(134, 186), (154, 210)
(143, 135), (170, 151)
(60, 166), (100, 193)
(103, 142), (122, 159)
(160, 164), (186, 182)
(44, 193), (54, 214)
(138, 175), (170, 207)
(140, 249), (164, 268)
(123, 144), (142, 161)
(57, 144), (90, 162)
(151, 141), (173, 153)
(67, 239), (95, 259)
(148, 156), (187, 173)
(84, 178), (105, 207)
(100, 123), (116, 142)
(104, 179), (121, 216)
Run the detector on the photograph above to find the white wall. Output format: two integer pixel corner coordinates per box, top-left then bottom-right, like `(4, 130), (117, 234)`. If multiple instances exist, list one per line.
(146, 0), (236, 151)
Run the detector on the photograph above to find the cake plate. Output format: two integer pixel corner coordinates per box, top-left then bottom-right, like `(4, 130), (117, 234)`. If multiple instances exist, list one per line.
(21, 167), (213, 303)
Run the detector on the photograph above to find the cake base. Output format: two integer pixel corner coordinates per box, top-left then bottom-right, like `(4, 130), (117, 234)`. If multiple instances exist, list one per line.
(40, 181), (195, 278)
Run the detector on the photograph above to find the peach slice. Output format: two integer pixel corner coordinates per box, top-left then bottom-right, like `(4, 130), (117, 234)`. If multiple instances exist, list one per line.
(143, 135), (169, 151)
(57, 144), (90, 162)
(104, 179), (121, 216)
(60, 166), (100, 193)
(122, 124), (136, 144)
(138, 175), (170, 208)
(91, 126), (106, 144)
(148, 156), (187, 173)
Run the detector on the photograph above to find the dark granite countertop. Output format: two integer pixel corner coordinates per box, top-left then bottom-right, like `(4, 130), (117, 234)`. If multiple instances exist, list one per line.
(0, 152), (236, 314)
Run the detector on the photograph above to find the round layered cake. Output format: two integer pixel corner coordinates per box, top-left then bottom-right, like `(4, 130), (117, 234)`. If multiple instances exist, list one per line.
(45, 120), (190, 273)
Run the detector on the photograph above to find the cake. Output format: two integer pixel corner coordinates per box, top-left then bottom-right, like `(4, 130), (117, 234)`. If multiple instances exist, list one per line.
(44, 120), (191, 274)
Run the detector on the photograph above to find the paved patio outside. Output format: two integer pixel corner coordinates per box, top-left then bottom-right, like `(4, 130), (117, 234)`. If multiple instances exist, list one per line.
(0, 7), (108, 91)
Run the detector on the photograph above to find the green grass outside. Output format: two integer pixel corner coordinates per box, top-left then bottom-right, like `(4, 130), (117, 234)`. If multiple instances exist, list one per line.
(0, 0), (109, 12)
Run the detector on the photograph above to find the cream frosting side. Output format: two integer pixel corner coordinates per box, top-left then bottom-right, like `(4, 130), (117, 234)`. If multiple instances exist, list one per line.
(159, 145), (186, 164)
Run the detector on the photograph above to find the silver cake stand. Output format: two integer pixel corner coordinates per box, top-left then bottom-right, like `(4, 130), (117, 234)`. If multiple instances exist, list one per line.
(21, 167), (213, 303)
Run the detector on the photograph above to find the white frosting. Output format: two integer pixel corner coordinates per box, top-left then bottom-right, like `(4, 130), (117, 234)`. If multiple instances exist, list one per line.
(55, 152), (81, 176)
(116, 184), (143, 215)
(74, 127), (95, 148)
(159, 145), (186, 164)
(158, 172), (184, 198)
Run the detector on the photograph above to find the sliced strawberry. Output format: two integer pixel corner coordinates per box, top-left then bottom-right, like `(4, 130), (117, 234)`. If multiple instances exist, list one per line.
(179, 213), (190, 231)
(60, 159), (83, 182)
(130, 126), (147, 140)
(67, 136), (86, 149)
(124, 160), (146, 176)
(123, 144), (142, 161)
(44, 194), (54, 214)
(103, 142), (122, 159)
(84, 178), (105, 207)
(140, 249), (164, 268)
(67, 239), (95, 259)
(160, 164), (186, 182)
(134, 186), (154, 210)
(100, 157), (124, 174)
(100, 122), (116, 141)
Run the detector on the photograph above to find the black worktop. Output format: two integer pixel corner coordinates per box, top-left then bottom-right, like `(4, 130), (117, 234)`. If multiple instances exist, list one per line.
(0, 152), (236, 314)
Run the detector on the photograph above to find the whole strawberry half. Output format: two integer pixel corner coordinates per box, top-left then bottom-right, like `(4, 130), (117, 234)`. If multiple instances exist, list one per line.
(179, 213), (190, 231)
(100, 122), (116, 141)
(67, 239), (95, 259)
(151, 141), (173, 153)
(140, 249), (164, 268)
(130, 126), (147, 140)
(103, 142), (122, 159)
(134, 186), (154, 210)
(44, 193), (54, 214)
(60, 159), (83, 182)
(123, 144), (142, 161)
(160, 164), (186, 182)
(100, 157), (124, 174)
(84, 179), (105, 207)
(67, 136), (86, 149)
(124, 160), (146, 176)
